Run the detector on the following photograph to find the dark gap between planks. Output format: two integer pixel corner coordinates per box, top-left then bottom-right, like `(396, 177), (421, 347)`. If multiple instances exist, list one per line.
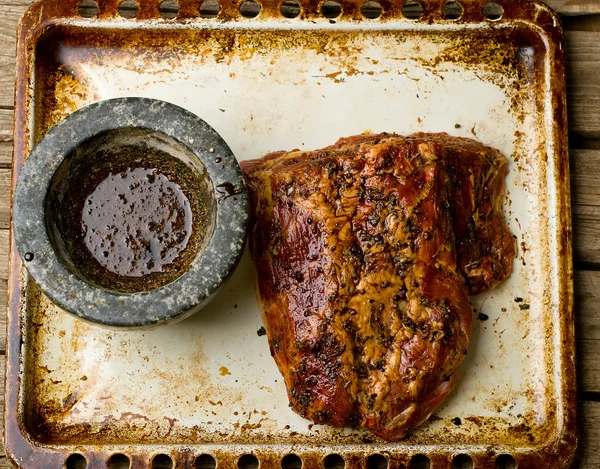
(562, 14), (600, 32)
(569, 134), (600, 151)
(574, 262), (600, 272)
(579, 391), (600, 402)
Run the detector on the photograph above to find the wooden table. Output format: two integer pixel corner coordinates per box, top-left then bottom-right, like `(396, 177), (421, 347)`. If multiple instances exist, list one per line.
(0, 0), (599, 467)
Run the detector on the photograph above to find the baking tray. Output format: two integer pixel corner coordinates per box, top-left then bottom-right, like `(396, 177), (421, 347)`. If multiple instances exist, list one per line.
(5, 0), (576, 467)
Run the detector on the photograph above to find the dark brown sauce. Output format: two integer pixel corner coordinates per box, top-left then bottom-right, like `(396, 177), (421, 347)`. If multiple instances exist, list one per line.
(82, 168), (193, 277)
(53, 146), (210, 293)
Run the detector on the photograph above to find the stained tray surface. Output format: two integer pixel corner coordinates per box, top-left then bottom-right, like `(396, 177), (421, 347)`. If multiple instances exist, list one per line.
(6, 1), (574, 468)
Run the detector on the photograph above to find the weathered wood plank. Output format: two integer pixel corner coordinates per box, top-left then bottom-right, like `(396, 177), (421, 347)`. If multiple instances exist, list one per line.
(578, 338), (600, 394)
(0, 4), (28, 109)
(0, 169), (10, 230)
(571, 149), (600, 207)
(576, 271), (600, 346)
(574, 270), (600, 394)
(546, 0), (600, 16)
(573, 211), (600, 265)
(572, 401), (600, 469)
(570, 149), (600, 264)
(0, 109), (13, 144)
(1, 1), (34, 7)
(0, 142), (12, 167)
(566, 31), (600, 140)
(0, 229), (8, 354)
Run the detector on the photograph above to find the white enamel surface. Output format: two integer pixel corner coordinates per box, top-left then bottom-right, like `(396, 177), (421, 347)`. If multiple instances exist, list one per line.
(22, 21), (559, 447)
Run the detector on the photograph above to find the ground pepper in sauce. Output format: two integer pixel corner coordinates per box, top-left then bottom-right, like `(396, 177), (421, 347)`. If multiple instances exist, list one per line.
(52, 146), (209, 293)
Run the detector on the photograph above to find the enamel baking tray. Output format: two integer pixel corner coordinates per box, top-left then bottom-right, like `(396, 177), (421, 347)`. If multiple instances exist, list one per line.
(5, 0), (576, 467)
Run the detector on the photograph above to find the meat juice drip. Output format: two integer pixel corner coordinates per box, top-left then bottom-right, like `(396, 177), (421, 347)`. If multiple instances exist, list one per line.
(57, 147), (208, 293)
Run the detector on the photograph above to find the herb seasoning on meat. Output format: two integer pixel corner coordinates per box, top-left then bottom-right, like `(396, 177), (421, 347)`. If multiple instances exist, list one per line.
(242, 132), (516, 441)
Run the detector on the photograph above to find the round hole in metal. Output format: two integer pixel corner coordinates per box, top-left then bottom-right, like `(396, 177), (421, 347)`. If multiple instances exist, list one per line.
(402, 0), (423, 19)
(361, 0), (382, 19)
(452, 454), (474, 469)
(280, 0), (301, 18)
(66, 454), (87, 469)
(78, 0), (99, 18)
(324, 454), (346, 469)
(240, 1), (261, 17)
(442, 1), (463, 19)
(281, 454), (302, 468)
(107, 454), (131, 469)
(238, 454), (259, 469)
(321, 0), (342, 18)
(159, 0), (179, 18)
(118, 0), (139, 18)
(200, 0), (221, 17)
(196, 454), (217, 469)
(410, 454), (431, 469)
(367, 454), (388, 469)
(152, 454), (174, 469)
(496, 454), (517, 469)
(483, 1), (503, 20)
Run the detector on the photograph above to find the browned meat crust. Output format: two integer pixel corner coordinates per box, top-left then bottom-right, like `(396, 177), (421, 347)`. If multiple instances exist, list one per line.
(241, 132), (516, 441)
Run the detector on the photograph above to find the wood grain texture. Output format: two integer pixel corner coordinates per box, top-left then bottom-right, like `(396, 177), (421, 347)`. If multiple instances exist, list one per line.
(0, 229), (8, 353)
(0, 3), (28, 109)
(0, 169), (10, 230)
(0, 110), (13, 145)
(576, 270), (600, 393)
(0, 143), (12, 167)
(545, 0), (600, 15)
(566, 31), (600, 140)
(571, 401), (600, 469)
(571, 149), (600, 265)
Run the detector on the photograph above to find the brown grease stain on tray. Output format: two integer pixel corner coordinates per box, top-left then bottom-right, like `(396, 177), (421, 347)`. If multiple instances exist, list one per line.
(6, 0), (575, 468)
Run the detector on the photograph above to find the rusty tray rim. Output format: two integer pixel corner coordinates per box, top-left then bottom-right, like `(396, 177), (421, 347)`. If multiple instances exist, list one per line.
(5, 0), (576, 468)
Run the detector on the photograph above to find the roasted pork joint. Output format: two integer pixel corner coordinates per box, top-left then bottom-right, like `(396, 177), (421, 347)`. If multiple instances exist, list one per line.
(241, 133), (516, 441)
